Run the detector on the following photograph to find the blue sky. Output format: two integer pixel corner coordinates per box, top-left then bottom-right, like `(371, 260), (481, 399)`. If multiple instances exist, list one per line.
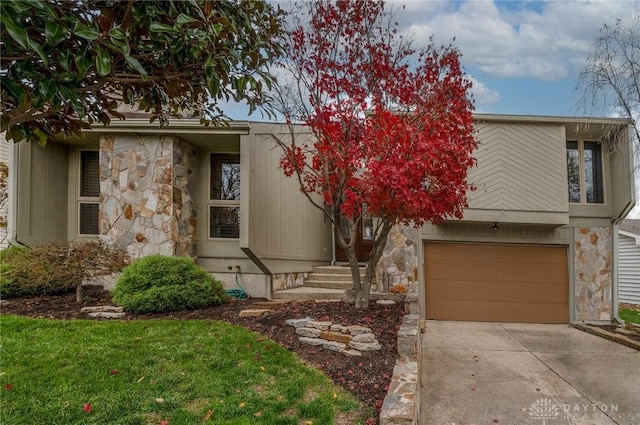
(224, 0), (637, 120)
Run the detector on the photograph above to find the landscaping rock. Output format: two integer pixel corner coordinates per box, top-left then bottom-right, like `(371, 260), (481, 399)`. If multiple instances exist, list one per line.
(285, 317), (313, 328)
(87, 312), (126, 319)
(298, 337), (325, 346)
(330, 324), (350, 333)
(376, 299), (396, 305)
(343, 349), (363, 357)
(352, 333), (376, 343)
(320, 331), (352, 344)
(295, 327), (322, 338)
(348, 325), (372, 335)
(81, 306), (124, 313)
(322, 340), (346, 352)
(349, 340), (381, 351)
(238, 309), (269, 317)
(306, 320), (332, 330)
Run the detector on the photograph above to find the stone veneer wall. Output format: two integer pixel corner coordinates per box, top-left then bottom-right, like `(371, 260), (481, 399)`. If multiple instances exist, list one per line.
(574, 227), (613, 322)
(376, 225), (420, 293)
(272, 272), (306, 291)
(99, 135), (197, 259)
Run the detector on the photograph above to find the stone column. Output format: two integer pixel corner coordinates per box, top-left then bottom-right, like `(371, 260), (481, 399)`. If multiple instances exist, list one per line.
(377, 224), (420, 293)
(574, 227), (613, 321)
(99, 135), (197, 259)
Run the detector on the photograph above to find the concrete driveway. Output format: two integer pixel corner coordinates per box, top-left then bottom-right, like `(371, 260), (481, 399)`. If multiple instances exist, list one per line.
(419, 321), (640, 425)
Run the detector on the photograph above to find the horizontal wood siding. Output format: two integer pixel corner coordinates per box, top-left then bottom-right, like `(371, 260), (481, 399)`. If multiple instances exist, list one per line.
(467, 122), (567, 214)
(619, 233), (640, 304)
(248, 124), (331, 268)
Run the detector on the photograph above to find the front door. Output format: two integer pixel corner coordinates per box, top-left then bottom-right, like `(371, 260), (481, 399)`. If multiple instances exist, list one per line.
(335, 206), (374, 263)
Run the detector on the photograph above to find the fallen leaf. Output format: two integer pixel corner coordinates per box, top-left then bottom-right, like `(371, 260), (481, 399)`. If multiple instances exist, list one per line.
(109, 369), (119, 376)
(260, 366), (266, 372)
(254, 411), (262, 417)
(239, 402), (246, 408)
(159, 419), (169, 425)
(137, 376), (145, 383)
(83, 402), (92, 413)
(3, 384), (13, 391)
(156, 398), (165, 403)
(203, 410), (213, 420)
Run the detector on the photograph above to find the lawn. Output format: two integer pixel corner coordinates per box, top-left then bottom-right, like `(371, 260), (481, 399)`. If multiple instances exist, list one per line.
(0, 316), (363, 425)
(619, 308), (640, 325)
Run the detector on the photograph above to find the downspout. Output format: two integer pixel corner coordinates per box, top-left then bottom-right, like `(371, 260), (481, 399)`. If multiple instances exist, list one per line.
(6, 141), (23, 247)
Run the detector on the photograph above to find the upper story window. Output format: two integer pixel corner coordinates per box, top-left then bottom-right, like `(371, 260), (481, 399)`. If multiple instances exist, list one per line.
(566, 140), (604, 204)
(79, 150), (99, 234)
(209, 153), (240, 238)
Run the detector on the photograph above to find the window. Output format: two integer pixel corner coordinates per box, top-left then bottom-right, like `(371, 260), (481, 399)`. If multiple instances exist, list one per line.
(209, 153), (240, 238)
(79, 150), (99, 234)
(566, 140), (604, 204)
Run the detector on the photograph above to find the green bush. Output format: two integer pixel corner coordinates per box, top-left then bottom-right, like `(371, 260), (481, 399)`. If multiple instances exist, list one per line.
(112, 255), (228, 314)
(0, 242), (127, 299)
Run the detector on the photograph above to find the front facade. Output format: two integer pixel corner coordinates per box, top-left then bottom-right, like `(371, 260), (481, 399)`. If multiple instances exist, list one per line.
(8, 114), (636, 323)
(378, 115), (635, 324)
(11, 120), (331, 298)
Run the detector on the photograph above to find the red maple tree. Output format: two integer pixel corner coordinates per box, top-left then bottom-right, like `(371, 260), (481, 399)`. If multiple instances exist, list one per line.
(274, 0), (476, 308)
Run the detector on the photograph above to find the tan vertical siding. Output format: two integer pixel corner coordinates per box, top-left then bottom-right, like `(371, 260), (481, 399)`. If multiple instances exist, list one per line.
(248, 124), (331, 267)
(619, 233), (640, 304)
(16, 141), (68, 245)
(468, 122), (567, 213)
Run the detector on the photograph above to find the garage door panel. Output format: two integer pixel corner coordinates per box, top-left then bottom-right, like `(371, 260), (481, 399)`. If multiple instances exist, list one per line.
(426, 300), (568, 324)
(425, 260), (567, 284)
(425, 243), (568, 323)
(426, 280), (568, 304)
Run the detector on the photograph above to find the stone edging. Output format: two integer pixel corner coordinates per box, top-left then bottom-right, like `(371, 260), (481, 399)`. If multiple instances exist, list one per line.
(570, 322), (640, 351)
(379, 314), (420, 425)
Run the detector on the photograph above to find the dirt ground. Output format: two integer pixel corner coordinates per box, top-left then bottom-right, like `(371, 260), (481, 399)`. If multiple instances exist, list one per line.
(0, 286), (406, 418)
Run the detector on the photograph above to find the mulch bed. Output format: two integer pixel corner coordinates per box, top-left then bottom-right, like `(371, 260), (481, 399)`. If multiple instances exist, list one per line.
(1, 286), (406, 419)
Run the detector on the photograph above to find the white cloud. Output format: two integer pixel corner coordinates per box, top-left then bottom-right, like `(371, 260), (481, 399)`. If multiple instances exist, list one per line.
(393, 0), (637, 82)
(468, 76), (500, 105)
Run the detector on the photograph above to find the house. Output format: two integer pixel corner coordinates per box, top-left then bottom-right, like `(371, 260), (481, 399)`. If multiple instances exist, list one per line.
(618, 219), (640, 305)
(6, 113), (637, 323)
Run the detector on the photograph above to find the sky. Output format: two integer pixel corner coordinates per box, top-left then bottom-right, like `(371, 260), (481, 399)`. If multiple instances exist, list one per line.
(222, 0), (640, 217)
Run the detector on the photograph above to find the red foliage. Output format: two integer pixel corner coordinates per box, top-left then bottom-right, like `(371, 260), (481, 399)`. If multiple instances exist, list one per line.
(82, 402), (92, 413)
(279, 0), (476, 227)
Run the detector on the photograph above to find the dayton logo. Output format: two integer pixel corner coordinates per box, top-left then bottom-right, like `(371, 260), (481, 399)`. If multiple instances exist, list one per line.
(529, 398), (560, 424)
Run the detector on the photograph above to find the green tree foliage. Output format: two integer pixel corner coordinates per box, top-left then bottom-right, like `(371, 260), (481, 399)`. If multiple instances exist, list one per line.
(0, 0), (284, 145)
(112, 254), (228, 313)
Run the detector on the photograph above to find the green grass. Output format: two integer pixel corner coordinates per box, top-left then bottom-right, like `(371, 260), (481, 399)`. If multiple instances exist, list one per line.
(619, 308), (640, 325)
(0, 316), (363, 425)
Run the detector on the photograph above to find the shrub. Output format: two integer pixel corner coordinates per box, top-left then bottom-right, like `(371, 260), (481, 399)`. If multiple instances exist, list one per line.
(112, 255), (228, 314)
(0, 242), (127, 299)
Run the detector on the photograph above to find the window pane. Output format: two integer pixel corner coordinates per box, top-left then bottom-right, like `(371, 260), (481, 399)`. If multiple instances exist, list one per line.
(584, 141), (604, 203)
(566, 141), (581, 203)
(210, 154), (240, 201)
(80, 203), (99, 235)
(210, 206), (240, 238)
(80, 151), (100, 197)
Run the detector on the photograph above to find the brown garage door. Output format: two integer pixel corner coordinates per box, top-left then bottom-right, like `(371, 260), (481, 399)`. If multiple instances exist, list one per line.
(424, 243), (568, 323)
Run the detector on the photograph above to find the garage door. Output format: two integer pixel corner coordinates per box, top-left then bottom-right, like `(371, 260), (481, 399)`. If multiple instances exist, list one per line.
(424, 243), (568, 323)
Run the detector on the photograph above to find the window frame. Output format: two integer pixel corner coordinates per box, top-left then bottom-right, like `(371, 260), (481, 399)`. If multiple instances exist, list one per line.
(77, 149), (100, 236)
(208, 152), (241, 240)
(566, 140), (605, 205)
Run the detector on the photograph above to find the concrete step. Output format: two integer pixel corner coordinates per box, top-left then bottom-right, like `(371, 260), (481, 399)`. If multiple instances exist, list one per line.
(272, 286), (345, 301)
(312, 266), (366, 275)
(302, 280), (352, 290)
(307, 273), (359, 282)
